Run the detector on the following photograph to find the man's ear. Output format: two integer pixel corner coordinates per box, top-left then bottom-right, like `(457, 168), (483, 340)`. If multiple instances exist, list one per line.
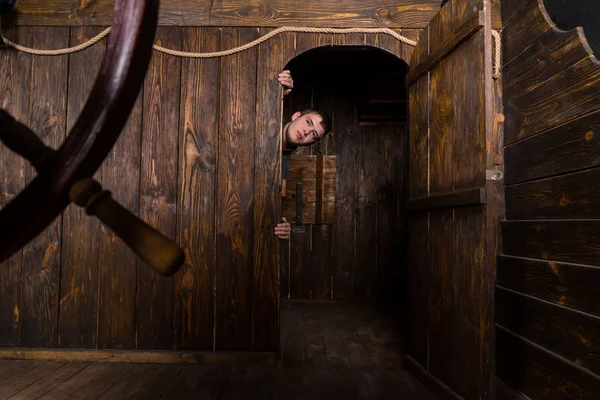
(291, 111), (301, 121)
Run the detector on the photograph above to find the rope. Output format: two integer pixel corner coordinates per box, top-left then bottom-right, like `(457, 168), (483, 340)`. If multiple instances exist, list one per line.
(492, 30), (501, 79)
(0, 26), (417, 57)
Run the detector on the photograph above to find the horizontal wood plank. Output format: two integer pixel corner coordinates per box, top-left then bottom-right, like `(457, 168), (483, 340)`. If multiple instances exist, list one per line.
(504, 109), (600, 184)
(407, 10), (484, 85)
(404, 355), (463, 400)
(502, 220), (600, 267)
(506, 167), (600, 219)
(504, 56), (600, 145)
(496, 326), (600, 399)
(407, 188), (485, 211)
(0, 349), (277, 364)
(497, 255), (600, 317)
(496, 287), (600, 375)
(4, 0), (440, 27)
(502, 0), (554, 65)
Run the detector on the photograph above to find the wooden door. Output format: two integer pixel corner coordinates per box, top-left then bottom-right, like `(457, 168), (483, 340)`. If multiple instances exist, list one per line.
(405, 1), (503, 399)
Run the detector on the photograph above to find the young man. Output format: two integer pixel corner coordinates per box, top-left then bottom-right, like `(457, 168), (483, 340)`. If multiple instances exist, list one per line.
(273, 70), (331, 239)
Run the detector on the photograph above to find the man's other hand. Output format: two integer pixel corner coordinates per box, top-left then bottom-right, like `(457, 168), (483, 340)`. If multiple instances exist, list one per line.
(278, 70), (294, 95)
(274, 217), (291, 239)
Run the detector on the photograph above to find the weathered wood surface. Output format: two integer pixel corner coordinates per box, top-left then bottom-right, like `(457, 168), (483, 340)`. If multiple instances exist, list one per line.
(137, 27), (182, 350)
(2, 0), (440, 28)
(408, 77), (429, 200)
(174, 27), (219, 351)
(0, 27), (33, 347)
(496, 327), (600, 399)
(496, 287), (600, 376)
(504, 109), (600, 184)
(503, 221), (600, 267)
(407, 188), (486, 211)
(19, 27), (69, 348)
(501, 0), (530, 27)
(216, 27), (258, 351)
(506, 167), (600, 220)
(58, 26), (104, 349)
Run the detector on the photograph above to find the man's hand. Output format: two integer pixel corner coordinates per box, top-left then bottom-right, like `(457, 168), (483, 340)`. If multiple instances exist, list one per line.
(274, 217), (291, 240)
(278, 70), (294, 95)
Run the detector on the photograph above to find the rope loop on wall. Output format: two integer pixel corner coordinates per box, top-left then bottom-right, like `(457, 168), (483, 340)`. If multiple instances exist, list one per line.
(492, 30), (501, 79)
(0, 25), (417, 57)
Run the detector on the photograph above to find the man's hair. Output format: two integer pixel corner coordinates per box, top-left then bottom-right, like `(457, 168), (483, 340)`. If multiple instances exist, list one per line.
(299, 109), (331, 138)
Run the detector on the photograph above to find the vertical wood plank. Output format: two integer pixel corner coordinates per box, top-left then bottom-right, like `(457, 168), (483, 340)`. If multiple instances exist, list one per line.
(252, 27), (284, 351)
(97, 66), (142, 350)
(408, 75), (429, 199)
(58, 26), (105, 349)
(19, 27), (69, 348)
(174, 27), (219, 351)
(216, 27), (258, 351)
(0, 27), (32, 347)
(138, 27), (182, 349)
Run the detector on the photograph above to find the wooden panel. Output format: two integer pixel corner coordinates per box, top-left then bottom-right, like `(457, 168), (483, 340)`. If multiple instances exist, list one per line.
(58, 26), (104, 349)
(408, 77), (429, 200)
(451, 206), (487, 399)
(331, 90), (356, 299)
(252, 27), (284, 351)
(504, 109), (600, 184)
(97, 71), (142, 349)
(503, 28), (590, 104)
(174, 27), (219, 351)
(429, 59), (453, 195)
(497, 255), (600, 317)
(7, 0), (440, 27)
(501, 0), (530, 26)
(452, 32), (486, 192)
(407, 188), (485, 211)
(355, 125), (378, 298)
(428, 209), (454, 386)
(137, 27), (182, 349)
(290, 229), (311, 299)
(311, 225), (332, 300)
(19, 27), (69, 348)
(216, 27), (258, 351)
(400, 29), (420, 65)
(497, 327), (600, 399)
(496, 287), (600, 375)
(451, 0), (482, 32)
(0, 27), (32, 347)
(505, 56), (600, 144)
(503, 221), (600, 266)
(502, 0), (554, 64)
(506, 168), (600, 220)
(406, 212), (429, 367)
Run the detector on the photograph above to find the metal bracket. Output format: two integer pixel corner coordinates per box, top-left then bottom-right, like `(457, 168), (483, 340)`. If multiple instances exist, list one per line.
(486, 169), (504, 181)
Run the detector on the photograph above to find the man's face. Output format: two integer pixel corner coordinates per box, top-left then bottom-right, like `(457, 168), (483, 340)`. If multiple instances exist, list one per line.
(286, 111), (326, 147)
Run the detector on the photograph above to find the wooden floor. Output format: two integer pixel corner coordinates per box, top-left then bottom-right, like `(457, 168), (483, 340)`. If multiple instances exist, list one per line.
(0, 301), (436, 399)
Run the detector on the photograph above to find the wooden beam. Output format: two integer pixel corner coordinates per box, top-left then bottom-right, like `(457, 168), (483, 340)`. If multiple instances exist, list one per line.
(407, 11), (484, 85)
(0, 348), (278, 365)
(404, 355), (464, 400)
(407, 187), (486, 211)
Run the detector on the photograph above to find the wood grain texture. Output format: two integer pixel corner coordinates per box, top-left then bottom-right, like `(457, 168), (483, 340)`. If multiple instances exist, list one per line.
(19, 27), (69, 348)
(504, 55), (600, 144)
(503, 221), (600, 267)
(506, 167), (600, 220)
(496, 287), (600, 375)
(215, 27), (258, 351)
(5, 0), (440, 27)
(174, 27), (219, 351)
(58, 26), (105, 349)
(408, 77), (429, 200)
(97, 59), (142, 350)
(502, 0), (554, 64)
(0, 27), (33, 347)
(407, 188), (485, 211)
(497, 255), (600, 317)
(497, 326), (600, 399)
(429, 59), (453, 195)
(503, 28), (590, 104)
(504, 109), (600, 184)
(252, 27), (284, 351)
(501, 0), (531, 27)
(138, 27), (182, 350)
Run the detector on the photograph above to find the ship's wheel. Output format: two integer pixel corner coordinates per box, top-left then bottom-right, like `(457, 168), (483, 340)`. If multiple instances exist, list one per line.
(0, 0), (184, 276)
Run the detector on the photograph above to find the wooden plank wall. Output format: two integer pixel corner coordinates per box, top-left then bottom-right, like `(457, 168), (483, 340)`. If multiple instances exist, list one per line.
(404, 0), (500, 399)
(0, 27), (417, 352)
(3, 0), (440, 28)
(500, 0), (600, 397)
(279, 31), (417, 303)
